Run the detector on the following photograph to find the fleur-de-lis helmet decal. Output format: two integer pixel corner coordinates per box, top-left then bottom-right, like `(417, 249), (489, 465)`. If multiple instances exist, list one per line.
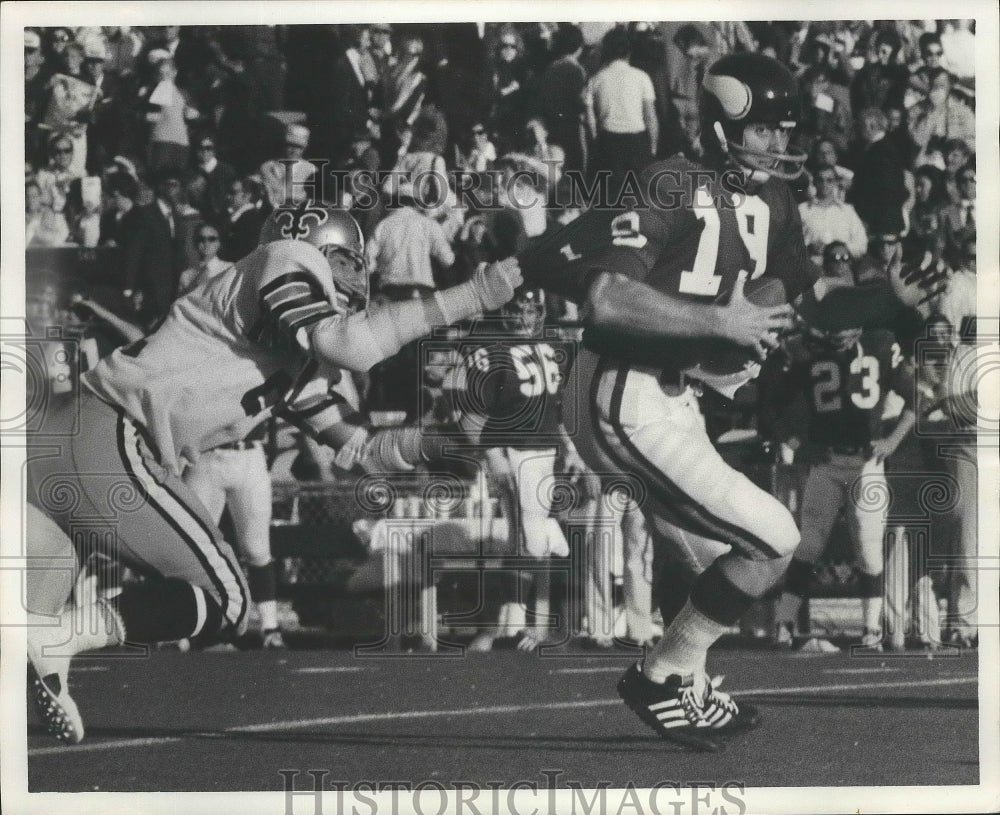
(271, 199), (331, 240)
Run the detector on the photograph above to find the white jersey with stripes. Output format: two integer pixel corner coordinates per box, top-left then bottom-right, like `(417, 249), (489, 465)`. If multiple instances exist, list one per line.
(83, 240), (353, 476)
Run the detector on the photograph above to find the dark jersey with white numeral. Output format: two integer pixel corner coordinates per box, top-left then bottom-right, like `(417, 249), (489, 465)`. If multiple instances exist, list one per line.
(519, 155), (818, 366)
(451, 337), (574, 448)
(786, 329), (915, 448)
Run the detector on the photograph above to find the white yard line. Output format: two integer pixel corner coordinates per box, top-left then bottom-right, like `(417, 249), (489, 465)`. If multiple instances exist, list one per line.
(556, 666), (631, 674)
(822, 667), (902, 675)
(294, 666), (373, 674)
(28, 675), (976, 758)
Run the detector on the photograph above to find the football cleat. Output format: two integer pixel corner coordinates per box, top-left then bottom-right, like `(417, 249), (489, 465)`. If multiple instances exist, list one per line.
(262, 628), (287, 650)
(860, 628), (884, 652)
(799, 636), (840, 653)
(27, 639), (84, 745)
(617, 663), (760, 752)
(943, 629), (978, 649)
(26, 579), (125, 745)
(773, 622), (795, 649)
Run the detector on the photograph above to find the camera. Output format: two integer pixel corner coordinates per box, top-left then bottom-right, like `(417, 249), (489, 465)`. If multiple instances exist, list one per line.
(0, 319), (80, 436)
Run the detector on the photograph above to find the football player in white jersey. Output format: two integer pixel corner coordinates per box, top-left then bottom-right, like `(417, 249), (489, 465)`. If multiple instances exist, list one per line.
(25, 201), (522, 743)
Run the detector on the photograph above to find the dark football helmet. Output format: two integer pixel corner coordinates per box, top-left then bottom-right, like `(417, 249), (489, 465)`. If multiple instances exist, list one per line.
(805, 324), (863, 353)
(700, 53), (807, 181)
(502, 288), (546, 337)
(259, 200), (368, 310)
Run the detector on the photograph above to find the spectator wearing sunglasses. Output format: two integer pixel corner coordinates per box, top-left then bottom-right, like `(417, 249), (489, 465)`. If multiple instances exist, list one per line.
(33, 134), (81, 242)
(908, 32), (947, 98)
(488, 26), (531, 154)
(177, 222), (232, 295)
(46, 27), (75, 74)
(800, 164), (868, 263)
(187, 134), (238, 223)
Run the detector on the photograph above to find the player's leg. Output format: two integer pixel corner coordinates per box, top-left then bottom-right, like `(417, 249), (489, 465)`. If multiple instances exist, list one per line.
(581, 472), (617, 645)
(33, 395), (250, 647)
(509, 446), (566, 558)
(849, 457), (889, 648)
(646, 515), (731, 656)
(773, 460), (847, 645)
(597, 368), (799, 656)
(620, 498), (656, 644)
(227, 445), (283, 646)
(883, 525), (910, 650)
(506, 447), (556, 650)
(469, 448), (522, 650)
(569, 353), (794, 745)
(24, 503), (121, 743)
(182, 450), (229, 525)
(944, 445), (978, 646)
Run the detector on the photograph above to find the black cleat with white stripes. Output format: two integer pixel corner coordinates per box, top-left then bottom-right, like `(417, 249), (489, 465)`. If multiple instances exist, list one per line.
(616, 663), (760, 752)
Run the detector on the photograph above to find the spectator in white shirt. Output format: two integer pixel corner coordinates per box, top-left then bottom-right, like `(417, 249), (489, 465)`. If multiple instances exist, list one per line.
(259, 123), (317, 209)
(799, 165), (869, 263)
(366, 175), (455, 299)
(584, 26), (658, 183)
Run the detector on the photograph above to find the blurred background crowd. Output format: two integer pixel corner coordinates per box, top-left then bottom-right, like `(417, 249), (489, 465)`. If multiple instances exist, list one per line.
(22, 20), (980, 651)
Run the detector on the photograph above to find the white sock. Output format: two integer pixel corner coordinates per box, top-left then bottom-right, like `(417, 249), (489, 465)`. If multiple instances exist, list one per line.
(861, 596), (883, 633)
(28, 602), (122, 672)
(258, 600), (279, 632)
(643, 600), (729, 684)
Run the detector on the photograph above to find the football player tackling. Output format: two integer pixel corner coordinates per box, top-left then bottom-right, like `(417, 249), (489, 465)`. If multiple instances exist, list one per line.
(25, 202), (522, 743)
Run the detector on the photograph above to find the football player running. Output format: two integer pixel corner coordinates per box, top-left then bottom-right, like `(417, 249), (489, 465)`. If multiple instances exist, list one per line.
(521, 53), (923, 750)
(25, 202), (522, 744)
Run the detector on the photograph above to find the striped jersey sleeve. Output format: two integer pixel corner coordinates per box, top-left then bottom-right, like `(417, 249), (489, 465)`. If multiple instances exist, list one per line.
(244, 240), (341, 354)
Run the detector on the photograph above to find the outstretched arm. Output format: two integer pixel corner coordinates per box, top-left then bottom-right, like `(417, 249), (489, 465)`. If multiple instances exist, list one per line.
(307, 258), (522, 372)
(71, 295), (145, 344)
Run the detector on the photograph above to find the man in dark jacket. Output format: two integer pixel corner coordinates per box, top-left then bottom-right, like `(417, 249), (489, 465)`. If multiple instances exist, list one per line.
(121, 167), (186, 327)
(533, 24), (587, 174)
(847, 107), (907, 236)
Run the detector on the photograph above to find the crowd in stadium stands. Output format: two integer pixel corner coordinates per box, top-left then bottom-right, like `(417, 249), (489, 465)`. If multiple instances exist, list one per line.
(24, 21), (979, 650)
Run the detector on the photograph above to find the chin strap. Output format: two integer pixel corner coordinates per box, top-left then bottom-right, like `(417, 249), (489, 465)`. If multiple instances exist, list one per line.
(712, 121), (807, 182)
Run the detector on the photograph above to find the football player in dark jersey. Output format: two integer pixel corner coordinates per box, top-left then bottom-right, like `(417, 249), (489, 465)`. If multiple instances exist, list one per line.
(446, 290), (576, 650)
(518, 53), (928, 750)
(760, 313), (916, 652)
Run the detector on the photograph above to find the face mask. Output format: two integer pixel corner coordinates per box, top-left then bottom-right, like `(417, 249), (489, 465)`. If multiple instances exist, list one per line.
(929, 87), (948, 106)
